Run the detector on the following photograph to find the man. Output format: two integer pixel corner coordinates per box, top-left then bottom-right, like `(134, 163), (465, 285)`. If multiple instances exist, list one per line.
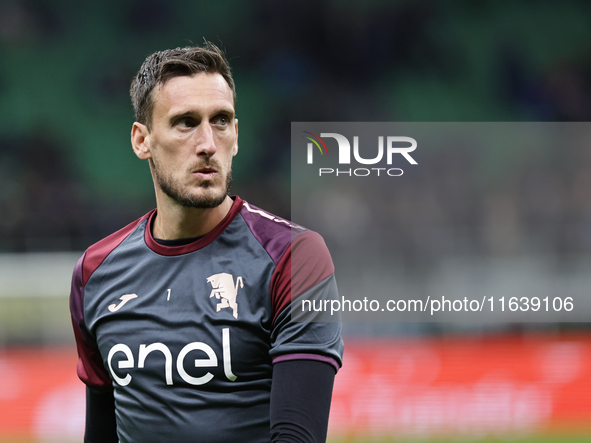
(70, 42), (343, 443)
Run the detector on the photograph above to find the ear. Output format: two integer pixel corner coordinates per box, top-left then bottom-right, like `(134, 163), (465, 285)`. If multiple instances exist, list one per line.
(131, 122), (152, 160)
(232, 118), (239, 156)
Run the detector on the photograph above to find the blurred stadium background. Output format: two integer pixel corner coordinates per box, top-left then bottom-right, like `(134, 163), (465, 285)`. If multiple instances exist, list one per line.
(2, 0), (591, 441)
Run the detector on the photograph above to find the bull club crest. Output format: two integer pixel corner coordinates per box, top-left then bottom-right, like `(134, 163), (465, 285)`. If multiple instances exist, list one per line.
(207, 273), (244, 319)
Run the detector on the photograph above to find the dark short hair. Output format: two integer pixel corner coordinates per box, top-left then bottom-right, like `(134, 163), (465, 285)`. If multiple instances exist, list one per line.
(130, 41), (235, 128)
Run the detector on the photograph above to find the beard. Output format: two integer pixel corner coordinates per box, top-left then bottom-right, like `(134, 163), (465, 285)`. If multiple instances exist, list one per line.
(152, 159), (232, 209)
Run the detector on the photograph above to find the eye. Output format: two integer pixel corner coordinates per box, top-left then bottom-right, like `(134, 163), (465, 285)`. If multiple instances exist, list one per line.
(212, 115), (229, 126)
(175, 117), (197, 128)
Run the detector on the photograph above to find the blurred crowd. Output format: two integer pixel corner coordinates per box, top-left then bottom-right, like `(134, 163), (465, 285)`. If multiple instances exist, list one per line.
(2, 0), (591, 255)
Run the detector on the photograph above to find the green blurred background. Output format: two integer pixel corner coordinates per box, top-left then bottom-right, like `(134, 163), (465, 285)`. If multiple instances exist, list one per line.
(3, 0), (591, 255)
(2, 0), (591, 441)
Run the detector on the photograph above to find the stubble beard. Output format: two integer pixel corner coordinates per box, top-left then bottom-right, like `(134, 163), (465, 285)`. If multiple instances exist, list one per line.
(153, 160), (233, 209)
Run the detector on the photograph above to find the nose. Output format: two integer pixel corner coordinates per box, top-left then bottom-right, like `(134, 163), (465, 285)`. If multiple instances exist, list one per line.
(194, 122), (217, 156)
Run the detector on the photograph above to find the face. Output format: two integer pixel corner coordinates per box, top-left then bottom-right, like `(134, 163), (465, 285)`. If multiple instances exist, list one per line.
(133, 72), (238, 209)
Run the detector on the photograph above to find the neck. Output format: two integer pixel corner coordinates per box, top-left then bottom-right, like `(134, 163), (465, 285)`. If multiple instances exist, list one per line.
(152, 195), (233, 240)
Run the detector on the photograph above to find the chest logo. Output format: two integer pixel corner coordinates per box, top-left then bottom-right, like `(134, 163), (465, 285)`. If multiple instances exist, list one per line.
(207, 273), (243, 319)
(108, 293), (138, 312)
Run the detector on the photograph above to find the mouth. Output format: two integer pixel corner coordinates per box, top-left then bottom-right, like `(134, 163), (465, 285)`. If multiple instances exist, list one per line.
(192, 167), (218, 180)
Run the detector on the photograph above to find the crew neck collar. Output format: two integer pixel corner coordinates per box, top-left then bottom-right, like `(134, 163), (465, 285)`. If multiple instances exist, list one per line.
(144, 196), (244, 256)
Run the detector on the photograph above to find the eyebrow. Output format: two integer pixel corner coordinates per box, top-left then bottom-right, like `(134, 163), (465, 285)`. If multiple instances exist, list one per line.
(168, 108), (235, 123)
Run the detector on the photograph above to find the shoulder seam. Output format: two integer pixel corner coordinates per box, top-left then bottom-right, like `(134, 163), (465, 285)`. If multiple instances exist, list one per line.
(237, 211), (286, 265)
(82, 213), (151, 285)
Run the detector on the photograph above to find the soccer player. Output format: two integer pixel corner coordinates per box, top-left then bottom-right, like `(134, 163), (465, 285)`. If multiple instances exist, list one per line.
(69, 42), (343, 443)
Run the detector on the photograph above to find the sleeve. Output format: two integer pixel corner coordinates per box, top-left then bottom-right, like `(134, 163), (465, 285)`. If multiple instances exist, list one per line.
(269, 231), (344, 370)
(70, 252), (113, 388)
(85, 386), (118, 443)
(270, 360), (336, 443)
